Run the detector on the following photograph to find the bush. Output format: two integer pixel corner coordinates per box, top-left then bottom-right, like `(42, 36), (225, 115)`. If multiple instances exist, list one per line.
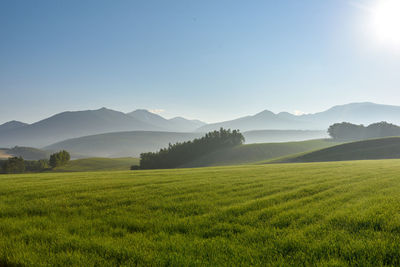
(130, 165), (140, 170)
(49, 150), (70, 168)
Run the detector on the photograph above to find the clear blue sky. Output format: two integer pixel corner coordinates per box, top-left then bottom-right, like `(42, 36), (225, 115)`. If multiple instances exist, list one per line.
(1, 0), (399, 124)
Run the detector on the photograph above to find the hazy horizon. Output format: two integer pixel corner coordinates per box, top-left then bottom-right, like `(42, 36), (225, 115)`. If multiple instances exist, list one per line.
(0, 101), (397, 125)
(1, 0), (400, 124)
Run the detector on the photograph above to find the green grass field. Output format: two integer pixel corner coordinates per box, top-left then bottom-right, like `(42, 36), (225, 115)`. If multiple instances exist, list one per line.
(2, 160), (400, 266)
(52, 157), (139, 172)
(182, 139), (338, 167)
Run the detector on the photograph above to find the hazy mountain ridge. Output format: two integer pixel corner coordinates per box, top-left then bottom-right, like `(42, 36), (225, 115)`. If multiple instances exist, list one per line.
(127, 109), (206, 132)
(0, 108), (159, 147)
(0, 108), (206, 148)
(1, 102), (400, 148)
(197, 102), (400, 132)
(0, 120), (28, 133)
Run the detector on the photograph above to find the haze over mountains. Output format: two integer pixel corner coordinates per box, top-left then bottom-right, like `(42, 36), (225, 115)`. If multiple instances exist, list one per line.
(0, 108), (206, 147)
(198, 102), (400, 132)
(45, 130), (327, 158)
(0, 121), (28, 132)
(1, 102), (400, 149)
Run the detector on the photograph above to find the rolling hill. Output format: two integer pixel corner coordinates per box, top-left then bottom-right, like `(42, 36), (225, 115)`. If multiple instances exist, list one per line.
(271, 137), (400, 163)
(243, 129), (327, 143)
(44, 131), (204, 158)
(181, 139), (339, 167)
(44, 130), (330, 158)
(197, 102), (400, 132)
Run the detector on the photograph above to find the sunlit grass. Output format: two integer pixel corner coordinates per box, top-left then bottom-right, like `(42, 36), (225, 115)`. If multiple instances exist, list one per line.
(1, 160), (400, 265)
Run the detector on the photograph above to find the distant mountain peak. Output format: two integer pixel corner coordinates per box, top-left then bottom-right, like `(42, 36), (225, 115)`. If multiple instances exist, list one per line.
(0, 120), (28, 132)
(254, 109), (275, 117)
(128, 109), (154, 114)
(170, 116), (205, 123)
(196, 102), (400, 132)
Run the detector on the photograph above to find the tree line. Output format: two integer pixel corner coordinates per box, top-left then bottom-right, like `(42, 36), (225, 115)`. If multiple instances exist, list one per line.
(328, 121), (400, 141)
(137, 128), (244, 169)
(0, 150), (70, 174)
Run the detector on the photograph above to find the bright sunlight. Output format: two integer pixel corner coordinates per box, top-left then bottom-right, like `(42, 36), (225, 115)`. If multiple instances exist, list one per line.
(372, 0), (400, 45)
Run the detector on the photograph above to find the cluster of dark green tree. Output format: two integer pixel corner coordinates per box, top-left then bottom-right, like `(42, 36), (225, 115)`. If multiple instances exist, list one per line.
(0, 150), (70, 174)
(328, 121), (400, 141)
(138, 128), (244, 169)
(49, 150), (70, 168)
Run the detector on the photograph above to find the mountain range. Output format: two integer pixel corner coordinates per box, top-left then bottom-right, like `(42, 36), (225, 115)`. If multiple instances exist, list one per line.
(0, 108), (205, 147)
(198, 102), (400, 132)
(1, 102), (400, 148)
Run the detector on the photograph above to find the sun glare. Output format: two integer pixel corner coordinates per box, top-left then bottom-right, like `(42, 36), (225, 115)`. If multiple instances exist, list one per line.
(372, 0), (400, 46)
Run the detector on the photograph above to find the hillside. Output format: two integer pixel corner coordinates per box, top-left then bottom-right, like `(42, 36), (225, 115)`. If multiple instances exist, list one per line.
(0, 147), (50, 160)
(2, 160), (400, 265)
(197, 102), (400, 132)
(53, 157), (139, 172)
(182, 139), (338, 167)
(45, 130), (330, 158)
(272, 137), (400, 163)
(44, 131), (204, 158)
(244, 129), (327, 143)
(168, 117), (206, 132)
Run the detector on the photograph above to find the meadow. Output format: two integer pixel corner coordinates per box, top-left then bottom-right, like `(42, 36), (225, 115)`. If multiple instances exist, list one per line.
(1, 160), (400, 266)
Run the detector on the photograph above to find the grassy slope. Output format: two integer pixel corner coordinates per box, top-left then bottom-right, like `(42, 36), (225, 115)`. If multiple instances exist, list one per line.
(53, 157), (139, 172)
(2, 160), (400, 265)
(182, 139), (339, 167)
(272, 137), (400, 163)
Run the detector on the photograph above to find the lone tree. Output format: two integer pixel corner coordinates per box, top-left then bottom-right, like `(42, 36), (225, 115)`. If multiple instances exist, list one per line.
(49, 150), (70, 168)
(1, 157), (25, 174)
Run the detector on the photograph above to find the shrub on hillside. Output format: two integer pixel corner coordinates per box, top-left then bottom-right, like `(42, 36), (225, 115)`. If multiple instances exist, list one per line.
(131, 165), (140, 170)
